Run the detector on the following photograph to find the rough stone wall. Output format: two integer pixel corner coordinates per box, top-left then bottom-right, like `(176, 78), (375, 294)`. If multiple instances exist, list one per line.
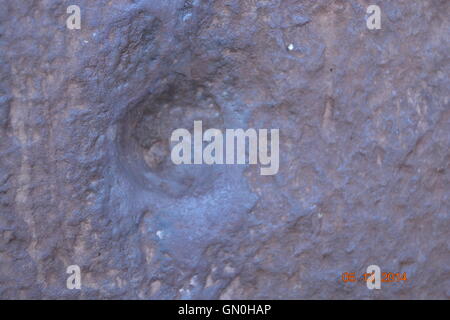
(0, 0), (449, 299)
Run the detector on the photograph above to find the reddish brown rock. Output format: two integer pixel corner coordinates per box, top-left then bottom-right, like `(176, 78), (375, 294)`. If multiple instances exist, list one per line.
(0, 0), (448, 299)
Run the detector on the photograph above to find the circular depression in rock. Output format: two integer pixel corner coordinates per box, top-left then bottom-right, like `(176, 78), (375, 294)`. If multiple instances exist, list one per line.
(118, 81), (224, 198)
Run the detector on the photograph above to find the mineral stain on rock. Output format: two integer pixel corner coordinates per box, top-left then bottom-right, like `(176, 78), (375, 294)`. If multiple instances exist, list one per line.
(0, 0), (449, 299)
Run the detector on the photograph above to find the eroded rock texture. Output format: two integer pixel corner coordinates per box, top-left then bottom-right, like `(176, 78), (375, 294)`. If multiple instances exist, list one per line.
(0, 0), (449, 299)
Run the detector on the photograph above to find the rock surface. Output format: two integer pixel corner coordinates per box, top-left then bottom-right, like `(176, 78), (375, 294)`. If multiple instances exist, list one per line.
(0, 0), (449, 299)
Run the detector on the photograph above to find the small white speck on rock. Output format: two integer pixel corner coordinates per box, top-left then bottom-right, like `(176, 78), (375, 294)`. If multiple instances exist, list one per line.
(287, 43), (294, 51)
